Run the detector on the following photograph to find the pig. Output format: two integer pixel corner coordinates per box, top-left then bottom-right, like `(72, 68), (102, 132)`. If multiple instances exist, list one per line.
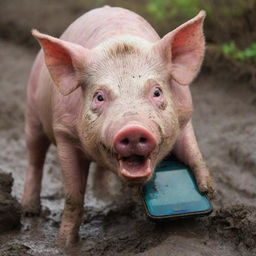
(22, 6), (214, 246)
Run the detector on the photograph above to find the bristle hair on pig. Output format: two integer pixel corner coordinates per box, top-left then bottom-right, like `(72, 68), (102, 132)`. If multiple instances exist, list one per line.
(22, 6), (214, 246)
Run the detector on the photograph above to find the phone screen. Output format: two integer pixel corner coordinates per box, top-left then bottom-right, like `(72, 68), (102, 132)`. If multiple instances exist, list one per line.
(143, 160), (212, 217)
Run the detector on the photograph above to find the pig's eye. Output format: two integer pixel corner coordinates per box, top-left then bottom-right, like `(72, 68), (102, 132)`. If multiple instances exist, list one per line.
(149, 86), (166, 110)
(153, 88), (162, 97)
(94, 92), (105, 102)
(91, 90), (108, 113)
(96, 94), (104, 102)
(91, 88), (111, 113)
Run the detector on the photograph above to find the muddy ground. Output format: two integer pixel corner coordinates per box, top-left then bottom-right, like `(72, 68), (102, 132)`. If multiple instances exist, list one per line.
(0, 1), (256, 256)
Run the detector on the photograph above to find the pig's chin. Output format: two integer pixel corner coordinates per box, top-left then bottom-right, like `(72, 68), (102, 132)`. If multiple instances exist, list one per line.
(117, 154), (152, 184)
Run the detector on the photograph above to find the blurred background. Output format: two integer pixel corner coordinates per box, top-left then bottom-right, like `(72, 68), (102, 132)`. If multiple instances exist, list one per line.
(0, 1), (255, 256)
(1, 0), (256, 87)
(1, 0), (256, 55)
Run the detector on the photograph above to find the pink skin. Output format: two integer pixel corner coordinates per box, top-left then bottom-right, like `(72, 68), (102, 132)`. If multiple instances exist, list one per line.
(22, 6), (214, 247)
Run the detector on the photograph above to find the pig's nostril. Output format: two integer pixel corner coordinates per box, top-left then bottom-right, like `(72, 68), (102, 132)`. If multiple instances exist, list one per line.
(121, 138), (129, 145)
(139, 137), (147, 143)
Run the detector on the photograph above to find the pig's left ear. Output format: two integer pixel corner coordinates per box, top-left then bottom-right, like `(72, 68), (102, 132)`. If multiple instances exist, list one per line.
(32, 29), (90, 95)
(155, 11), (206, 85)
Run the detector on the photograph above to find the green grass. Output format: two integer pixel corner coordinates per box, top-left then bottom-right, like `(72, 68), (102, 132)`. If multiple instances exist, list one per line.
(146, 0), (213, 21)
(146, 0), (253, 20)
(222, 42), (256, 62)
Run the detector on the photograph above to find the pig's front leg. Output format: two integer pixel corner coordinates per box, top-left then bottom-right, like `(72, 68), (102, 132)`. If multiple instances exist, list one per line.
(173, 121), (215, 198)
(22, 109), (51, 215)
(56, 135), (90, 246)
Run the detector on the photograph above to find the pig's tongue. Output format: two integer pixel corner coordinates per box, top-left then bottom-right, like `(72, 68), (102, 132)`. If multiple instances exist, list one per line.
(119, 155), (152, 178)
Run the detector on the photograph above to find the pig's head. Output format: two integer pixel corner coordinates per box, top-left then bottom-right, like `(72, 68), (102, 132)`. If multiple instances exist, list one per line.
(33, 11), (205, 184)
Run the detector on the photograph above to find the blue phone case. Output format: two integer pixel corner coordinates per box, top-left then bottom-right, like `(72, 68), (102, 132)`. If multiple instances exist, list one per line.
(142, 159), (212, 219)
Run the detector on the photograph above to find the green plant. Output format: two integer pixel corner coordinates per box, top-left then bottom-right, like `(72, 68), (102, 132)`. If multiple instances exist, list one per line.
(146, 0), (211, 20)
(222, 42), (256, 62)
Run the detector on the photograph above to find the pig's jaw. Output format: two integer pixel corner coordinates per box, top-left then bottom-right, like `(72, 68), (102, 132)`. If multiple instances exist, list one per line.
(118, 155), (152, 178)
(117, 154), (153, 184)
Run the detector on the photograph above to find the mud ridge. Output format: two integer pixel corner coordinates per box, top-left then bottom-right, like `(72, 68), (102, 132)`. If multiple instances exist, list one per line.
(0, 170), (21, 232)
(210, 205), (256, 249)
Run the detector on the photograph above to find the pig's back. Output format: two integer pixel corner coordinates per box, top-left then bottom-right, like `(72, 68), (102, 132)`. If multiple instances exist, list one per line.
(60, 6), (160, 47)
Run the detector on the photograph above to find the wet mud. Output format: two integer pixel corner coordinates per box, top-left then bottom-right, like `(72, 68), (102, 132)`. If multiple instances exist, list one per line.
(0, 171), (21, 232)
(0, 2), (256, 256)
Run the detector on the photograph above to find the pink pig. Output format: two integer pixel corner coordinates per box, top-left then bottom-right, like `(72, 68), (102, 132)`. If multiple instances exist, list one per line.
(22, 6), (214, 246)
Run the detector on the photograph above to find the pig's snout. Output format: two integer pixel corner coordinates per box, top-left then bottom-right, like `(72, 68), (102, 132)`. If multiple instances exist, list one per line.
(113, 125), (157, 183)
(114, 125), (156, 157)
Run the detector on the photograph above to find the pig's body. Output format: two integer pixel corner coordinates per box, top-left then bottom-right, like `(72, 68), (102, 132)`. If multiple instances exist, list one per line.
(23, 6), (213, 246)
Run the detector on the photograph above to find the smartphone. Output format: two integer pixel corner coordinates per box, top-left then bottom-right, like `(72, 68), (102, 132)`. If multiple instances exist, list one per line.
(142, 158), (212, 219)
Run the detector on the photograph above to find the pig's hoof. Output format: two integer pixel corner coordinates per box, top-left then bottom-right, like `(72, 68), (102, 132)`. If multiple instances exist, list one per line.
(198, 180), (216, 200)
(22, 202), (41, 217)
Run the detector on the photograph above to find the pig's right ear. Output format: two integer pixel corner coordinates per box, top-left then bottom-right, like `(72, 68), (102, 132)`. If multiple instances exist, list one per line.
(32, 29), (90, 96)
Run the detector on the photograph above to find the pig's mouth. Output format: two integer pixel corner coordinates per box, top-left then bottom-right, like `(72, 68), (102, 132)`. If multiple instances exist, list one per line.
(117, 154), (152, 180)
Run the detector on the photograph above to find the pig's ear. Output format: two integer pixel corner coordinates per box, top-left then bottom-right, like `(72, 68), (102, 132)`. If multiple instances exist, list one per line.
(32, 29), (90, 96)
(155, 11), (206, 85)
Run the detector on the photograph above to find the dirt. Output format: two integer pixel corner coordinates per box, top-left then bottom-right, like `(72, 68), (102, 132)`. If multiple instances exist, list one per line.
(0, 170), (21, 232)
(0, 1), (256, 256)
